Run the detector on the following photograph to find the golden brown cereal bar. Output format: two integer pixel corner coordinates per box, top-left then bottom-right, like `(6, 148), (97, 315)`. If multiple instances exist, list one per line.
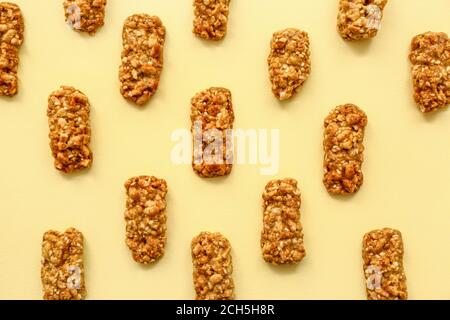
(41, 228), (86, 300)
(191, 232), (235, 300)
(0, 2), (24, 96)
(261, 178), (306, 265)
(63, 0), (107, 35)
(409, 32), (450, 113)
(323, 104), (367, 195)
(47, 86), (93, 173)
(124, 176), (168, 264)
(119, 14), (165, 106)
(268, 28), (311, 101)
(193, 0), (230, 41)
(191, 87), (234, 178)
(0, 42), (18, 96)
(337, 0), (388, 41)
(362, 228), (407, 300)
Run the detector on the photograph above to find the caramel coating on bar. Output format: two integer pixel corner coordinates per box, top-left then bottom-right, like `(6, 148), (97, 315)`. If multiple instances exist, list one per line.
(191, 232), (234, 300)
(191, 87), (234, 178)
(41, 228), (86, 300)
(337, 0), (388, 41)
(261, 178), (305, 265)
(63, 0), (106, 35)
(0, 2), (24, 96)
(409, 32), (450, 113)
(47, 86), (93, 173)
(193, 0), (230, 41)
(124, 176), (167, 264)
(323, 104), (367, 195)
(268, 28), (311, 101)
(362, 228), (407, 300)
(119, 14), (165, 105)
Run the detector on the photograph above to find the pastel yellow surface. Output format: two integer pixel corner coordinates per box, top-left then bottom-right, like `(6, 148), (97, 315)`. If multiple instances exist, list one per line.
(0, 0), (449, 300)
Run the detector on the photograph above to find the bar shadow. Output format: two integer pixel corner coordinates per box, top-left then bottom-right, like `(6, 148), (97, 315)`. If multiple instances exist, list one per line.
(422, 107), (449, 122)
(344, 38), (373, 55)
(265, 262), (300, 275)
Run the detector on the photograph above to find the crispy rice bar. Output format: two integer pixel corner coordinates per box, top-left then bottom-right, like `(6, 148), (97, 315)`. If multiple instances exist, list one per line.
(261, 178), (305, 265)
(41, 228), (86, 300)
(323, 104), (367, 195)
(409, 32), (450, 113)
(124, 176), (168, 264)
(0, 42), (18, 96)
(337, 0), (388, 41)
(268, 28), (311, 101)
(47, 86), (93, 173)
(119, 14), (165, 106)
(193, 0), (230, 40)
(0, 2), (24, 96)
(191, 87), (234, 178)
(362, 228), (407, 300)
(64, 0), (107, 35)
(191, 232), (235, 300)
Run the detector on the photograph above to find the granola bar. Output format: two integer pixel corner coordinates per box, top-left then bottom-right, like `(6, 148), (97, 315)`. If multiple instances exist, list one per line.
(323, 104), (367, 195)
(64, 0), (107, 35)
(124, 176), (168, 264)
(191, 87), (234, 177)
(41, 228), (86, 300)
(193, 0), (230, 40)
(409, 32), (450, 113)
(261, 178), (305, 265)
(337, 0), (388, 41)
(362, 228), (407, 300)
(47, 86), (93, 173)
(119, 14), (165, 105)
(0, 2), (24, 96)
(191, 232), (234, 300)
(268, 28), (311, 101)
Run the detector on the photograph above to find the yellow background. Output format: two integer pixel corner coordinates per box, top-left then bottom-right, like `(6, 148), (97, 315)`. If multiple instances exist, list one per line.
(0, 0), (449, 300)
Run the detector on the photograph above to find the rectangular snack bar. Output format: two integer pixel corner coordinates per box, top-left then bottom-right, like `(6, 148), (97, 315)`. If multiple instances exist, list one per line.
(193, 0), (230, 40)
(191, 232), (234, 300)
(64, 0), (107, 35)
(119, 14), (165, 106)
(268, 28), (311, 101)
(409, 32), (450, 113)
(124, 176), (168, 264)
(0, 2), (24, 96)
(362, 228), (407, 300)
(261, 178), (306, 265)
(47, 86), (93, 173)
(191, 87), (234, 177)
(41, 228), (86, 300)
(337, 0), (388, 41)
(323, 104), (367, 195)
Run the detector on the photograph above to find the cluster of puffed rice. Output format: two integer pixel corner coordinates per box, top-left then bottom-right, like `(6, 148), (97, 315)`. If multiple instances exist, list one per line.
(0, 2), (23, 96)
